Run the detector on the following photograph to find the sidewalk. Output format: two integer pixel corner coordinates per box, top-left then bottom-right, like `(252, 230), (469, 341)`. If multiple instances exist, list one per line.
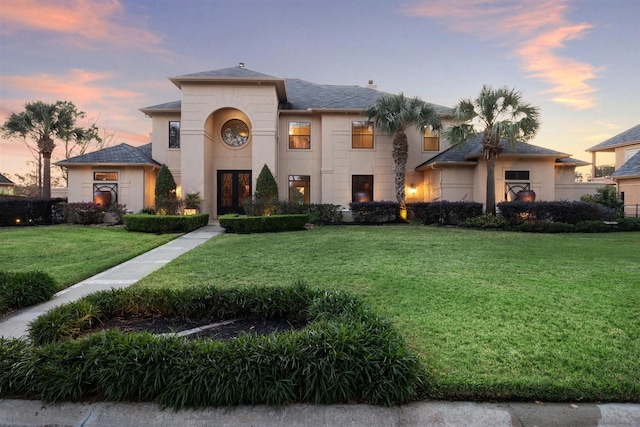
(1, 224), (638, 426)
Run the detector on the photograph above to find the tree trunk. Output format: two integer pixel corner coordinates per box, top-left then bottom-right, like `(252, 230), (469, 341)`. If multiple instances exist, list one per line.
(392, 132), (409, 209)
(42, 151), (52, 199)
(485, 154), (496, 215)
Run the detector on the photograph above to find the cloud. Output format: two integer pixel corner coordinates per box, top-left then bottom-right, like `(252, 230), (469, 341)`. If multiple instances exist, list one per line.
(403, 0), (599, 109)
(0, 0), (163, 52)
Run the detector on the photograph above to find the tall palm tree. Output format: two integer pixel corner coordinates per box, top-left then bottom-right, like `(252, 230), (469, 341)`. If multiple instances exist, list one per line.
(444, 85), (540, 215)
(364, 93), (441, 209)
(1, 101), (98, 198)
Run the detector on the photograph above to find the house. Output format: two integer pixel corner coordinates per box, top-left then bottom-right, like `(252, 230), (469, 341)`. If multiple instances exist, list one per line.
(588, 124), (640, 217)
(57, 64), (593, 218)
(0, 173), (15, 194)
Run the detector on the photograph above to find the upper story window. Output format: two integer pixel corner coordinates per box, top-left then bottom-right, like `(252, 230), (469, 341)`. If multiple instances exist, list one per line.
(169, 121), (180, 148)
(289, 121), (311, 149)
(423, 127), (439, 151)
(94, 172), (118, 181)
(505, 170), (530, 180)
(352, 121), (374, 149)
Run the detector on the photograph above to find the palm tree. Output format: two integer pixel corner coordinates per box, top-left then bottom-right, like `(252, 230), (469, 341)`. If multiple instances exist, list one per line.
(1, 101), (99, 198)
(364, 93), (441, 209)
(444, 85), (540, 215)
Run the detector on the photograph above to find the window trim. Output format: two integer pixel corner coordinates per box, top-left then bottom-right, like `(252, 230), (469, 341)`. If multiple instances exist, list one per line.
(288, 121), (311, 149)
(352, 121), (374, 149)
(505, 170), (530, 181)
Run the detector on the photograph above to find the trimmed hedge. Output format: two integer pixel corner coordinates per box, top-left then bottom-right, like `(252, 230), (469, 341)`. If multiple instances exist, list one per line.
(349, 201), (399, 223)
(3, 284), (421, 408)
(219, 214), (309, 233)
(0, 271), (57, 314)
(497, 201), (616, 225)
(0, 197), (66, 226)
(408, 201), (483, 225)
(123, 213), (209, 233)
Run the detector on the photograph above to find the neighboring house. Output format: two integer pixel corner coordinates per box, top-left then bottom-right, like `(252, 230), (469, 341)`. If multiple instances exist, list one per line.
(588, 124), (640, 217)
(0, 173), (15, 194)
(57, 64), (592, 218)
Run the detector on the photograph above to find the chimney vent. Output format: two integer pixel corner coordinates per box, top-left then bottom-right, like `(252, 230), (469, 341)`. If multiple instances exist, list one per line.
(239, 62), (245, 68)
(366, 80), (377, 89)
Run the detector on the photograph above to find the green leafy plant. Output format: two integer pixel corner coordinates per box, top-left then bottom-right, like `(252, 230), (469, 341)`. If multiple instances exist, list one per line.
(183, 192), (202, 210)
(0, 270), (57, 314)
(154, 164), (179, 215)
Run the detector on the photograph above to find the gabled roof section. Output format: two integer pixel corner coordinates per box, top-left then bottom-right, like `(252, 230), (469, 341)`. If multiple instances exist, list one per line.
(168, 65), (287, 103)
(611, 151), (640, 179)
(587, 124), (640, 152)
(55, 143), (160, 167)
(140, 100), (181, 114)
(416, 134), (572, 171)
(0, 173), (14, 185)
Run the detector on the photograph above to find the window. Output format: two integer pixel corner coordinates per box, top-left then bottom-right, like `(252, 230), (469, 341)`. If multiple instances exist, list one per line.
(423, 127), (439, 151)
(626, 148), (640, 162)
(288, 175), (310, 204)
(221, 119), (250, 147)
(289, 122), (311, 149)
(352, 175), (373, 202)
(505, 170), (530, 180)
(169, 121), (180, 148)
(352, 121), (373, 149)
(94, 172), (118, 181)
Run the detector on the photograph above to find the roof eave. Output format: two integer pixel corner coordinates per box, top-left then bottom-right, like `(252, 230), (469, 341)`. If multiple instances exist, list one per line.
(139, 107), (181, 115)
(415, 161), (476, 171)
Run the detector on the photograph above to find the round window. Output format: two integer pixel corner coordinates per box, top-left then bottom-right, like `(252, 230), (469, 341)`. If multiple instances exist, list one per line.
(221, 119), (250, 147)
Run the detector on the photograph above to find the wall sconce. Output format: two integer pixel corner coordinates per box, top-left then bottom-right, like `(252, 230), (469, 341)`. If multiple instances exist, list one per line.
(408, 183), (417, 195)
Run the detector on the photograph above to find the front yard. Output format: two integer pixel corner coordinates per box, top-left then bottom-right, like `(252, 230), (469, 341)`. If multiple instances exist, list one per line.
(136, 226), (640, 402)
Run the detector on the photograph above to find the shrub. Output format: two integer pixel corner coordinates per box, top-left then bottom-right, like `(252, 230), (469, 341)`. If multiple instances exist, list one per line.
(574, 220), (615, 233)
(592, 186), (624, 211)
(349, 201), (399, 223)
(497, 201), (616, 225)
(14, 284), (421, 408)
(513, 221), (576, 233)
(459, 214), (507, 229)
(617, 217), (640, 231)
(0, 197), (66, 226)
(123, 214), (209, 233)
(255, 164), (278, 202)
(0, 271), (57, 314)
(408, 201), (483, 225)
(155, 164), (179, 215)
(219, 214), (308, 233)
(62, 202), (104, 225)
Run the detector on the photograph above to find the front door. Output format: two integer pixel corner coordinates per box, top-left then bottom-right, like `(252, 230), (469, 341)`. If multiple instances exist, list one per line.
(217, 170), (252, 215)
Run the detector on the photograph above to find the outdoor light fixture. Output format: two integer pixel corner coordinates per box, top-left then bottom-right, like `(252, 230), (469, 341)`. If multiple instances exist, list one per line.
(408, 183), (417, 195)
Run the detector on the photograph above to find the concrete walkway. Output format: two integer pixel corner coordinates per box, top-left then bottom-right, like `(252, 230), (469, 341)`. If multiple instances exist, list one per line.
(1, 224), (639, 426)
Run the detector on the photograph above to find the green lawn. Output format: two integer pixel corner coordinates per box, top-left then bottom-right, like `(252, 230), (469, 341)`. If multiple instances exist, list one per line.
(136, 226), (640, 401)
(0, 225), (180, 291)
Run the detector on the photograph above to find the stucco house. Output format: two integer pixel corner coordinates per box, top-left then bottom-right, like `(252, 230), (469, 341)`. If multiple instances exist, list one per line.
(588, 124), (640, 217)
(57, 64), (592, 218)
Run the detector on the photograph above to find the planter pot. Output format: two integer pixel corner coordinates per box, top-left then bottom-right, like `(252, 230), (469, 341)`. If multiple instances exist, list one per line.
(516, 190), (536, 202)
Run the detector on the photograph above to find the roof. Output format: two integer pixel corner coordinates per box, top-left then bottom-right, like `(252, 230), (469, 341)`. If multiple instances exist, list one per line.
(0, 173), (14, 185)
(587, 124), (640, 152)
(55, 143), (160, 167)
(141, 66), (451, 115)
(611, 150), (640, 179)
(415, 134), (572, 170)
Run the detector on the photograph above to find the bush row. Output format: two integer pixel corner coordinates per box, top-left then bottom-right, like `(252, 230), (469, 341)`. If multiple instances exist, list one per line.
(349, 201), (399, 223)
(2, 284), (421, 408)
(243, 200), (343, 224)
(0, 271), (57, 315)
(219, 214), (309, 233)
(497, 201), (617, 225)
(407, 201), (483, 225)
(123, 213), (209, 233)
(459, 215), (640, 233)
(0, 197), (66, 226)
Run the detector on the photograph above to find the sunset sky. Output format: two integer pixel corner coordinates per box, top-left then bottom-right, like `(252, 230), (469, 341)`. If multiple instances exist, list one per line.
(1, 0), (638, 181)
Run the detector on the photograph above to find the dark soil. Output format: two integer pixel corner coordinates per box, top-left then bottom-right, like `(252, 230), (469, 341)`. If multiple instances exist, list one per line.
(86, 315), (307, 340)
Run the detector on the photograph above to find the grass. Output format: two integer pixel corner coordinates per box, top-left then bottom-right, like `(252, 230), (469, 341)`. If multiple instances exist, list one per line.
(134, 225), (640, 401)
(0, 225), (180, 291)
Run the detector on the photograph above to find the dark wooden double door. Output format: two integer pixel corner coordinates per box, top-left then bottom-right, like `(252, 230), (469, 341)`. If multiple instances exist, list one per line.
(217, 170), (251, 215)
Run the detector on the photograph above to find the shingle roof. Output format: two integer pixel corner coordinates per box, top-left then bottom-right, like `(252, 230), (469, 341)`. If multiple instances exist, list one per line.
(611, 151), (640, 178)
(0, 173), (14, 185)
(142, 66), (451, 114)
(415, 134), (571, 170)
(56, 143), (160, 167)
(587, 124), (640, 151)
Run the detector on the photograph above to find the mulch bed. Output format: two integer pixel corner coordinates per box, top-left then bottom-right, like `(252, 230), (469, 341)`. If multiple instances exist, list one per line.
(85, 315), (307, 340)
